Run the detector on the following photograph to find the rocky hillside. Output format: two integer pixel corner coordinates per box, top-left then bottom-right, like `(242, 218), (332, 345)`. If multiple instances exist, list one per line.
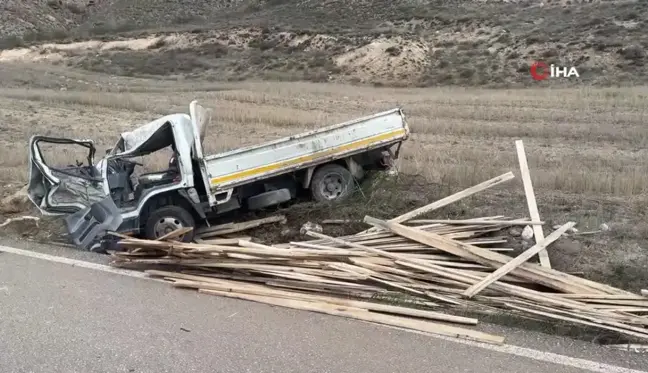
(1, 0), (646, 87)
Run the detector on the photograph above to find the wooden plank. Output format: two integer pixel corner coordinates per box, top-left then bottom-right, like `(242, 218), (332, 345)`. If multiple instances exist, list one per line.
(408, 219), (544, 226)
(365, 216), (632, 296)
(607, 344), (648, 352)
(390, 172), (516, 224)
(462, 222), (575, 298)
(557, 294), (648, 301)
(197, 215), (287, 238)
(155, 227), (194, 241)
(506, 302), (648, 340)
(358, 172), (515, 234)
(577, 299), (648, 307)
(198, 289), (505, 344)
(189, 277), (477, 325)
(194, 237), (251, 245)
(395, 260), (603, 313)
(505, 302), (648, 341)
(515, 140), (551, 269)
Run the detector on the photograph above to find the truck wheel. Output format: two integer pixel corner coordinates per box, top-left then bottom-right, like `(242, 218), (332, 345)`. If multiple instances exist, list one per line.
(310, 164), (355, 203)
(143, 205), (195, 242)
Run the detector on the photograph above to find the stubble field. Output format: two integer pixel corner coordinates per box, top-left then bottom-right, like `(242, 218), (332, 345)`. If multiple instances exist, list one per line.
(0, 62), (647, 290)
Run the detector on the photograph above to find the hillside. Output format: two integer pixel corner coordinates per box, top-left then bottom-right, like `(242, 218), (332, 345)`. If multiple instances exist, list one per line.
(1, 0), (647, 87)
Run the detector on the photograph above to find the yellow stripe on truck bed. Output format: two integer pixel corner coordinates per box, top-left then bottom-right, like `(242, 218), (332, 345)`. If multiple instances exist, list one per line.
(209, 128), (406, 186)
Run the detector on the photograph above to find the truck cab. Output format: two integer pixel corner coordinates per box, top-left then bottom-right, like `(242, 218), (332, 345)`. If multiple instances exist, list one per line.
(27, 101), (409, 250)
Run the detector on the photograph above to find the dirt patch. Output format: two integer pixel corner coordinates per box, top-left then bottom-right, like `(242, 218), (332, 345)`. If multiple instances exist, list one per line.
(334, 37), (429, 83)
(0, 185), (30, 214)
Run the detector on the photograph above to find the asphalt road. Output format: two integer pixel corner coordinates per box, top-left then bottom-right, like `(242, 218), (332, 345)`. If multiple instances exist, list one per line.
(1, 238), (647, 373)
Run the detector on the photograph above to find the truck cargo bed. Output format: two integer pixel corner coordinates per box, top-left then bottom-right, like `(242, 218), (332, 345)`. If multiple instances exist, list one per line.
(205, 108), (409, 191)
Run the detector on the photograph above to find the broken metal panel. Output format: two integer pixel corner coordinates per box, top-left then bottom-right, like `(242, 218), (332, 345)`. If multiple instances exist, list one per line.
(345, 157), (365, 180)
(27, 136), (106, 215)
(46, 170), (107, 208)
(189, 100), (216, 206)
(65, 196), (124, 251)
(110, 114), (195, 187)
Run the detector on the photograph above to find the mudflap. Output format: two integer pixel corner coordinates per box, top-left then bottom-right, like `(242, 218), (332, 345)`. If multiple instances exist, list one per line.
(64, 196), (123, 251)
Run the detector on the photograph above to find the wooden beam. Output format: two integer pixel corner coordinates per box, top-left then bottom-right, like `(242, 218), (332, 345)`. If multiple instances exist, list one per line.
(197, 289), (505, 344)
(358, 172), (515, 234)
(364, 216), (627, 295)
(407, 219), (544, 226)
(515, 140), (551, 268)
(197, 215), (286, 238)
(462, 222), (575, 298)
(505, 302), (648, 341)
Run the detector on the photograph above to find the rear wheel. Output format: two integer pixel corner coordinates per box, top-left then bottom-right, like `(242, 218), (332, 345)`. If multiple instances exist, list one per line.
(310, 164), (355, 203)
(143, 205), (195, 242)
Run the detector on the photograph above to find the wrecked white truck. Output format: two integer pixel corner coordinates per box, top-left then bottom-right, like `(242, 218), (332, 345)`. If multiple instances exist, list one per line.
(27, 101), (410, 250)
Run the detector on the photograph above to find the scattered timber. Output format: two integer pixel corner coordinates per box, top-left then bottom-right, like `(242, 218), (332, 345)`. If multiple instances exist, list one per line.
(107, 142), (647, 345)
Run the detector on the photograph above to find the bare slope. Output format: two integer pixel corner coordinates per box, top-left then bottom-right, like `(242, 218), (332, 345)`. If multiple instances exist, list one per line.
(1, 0), (646, 87)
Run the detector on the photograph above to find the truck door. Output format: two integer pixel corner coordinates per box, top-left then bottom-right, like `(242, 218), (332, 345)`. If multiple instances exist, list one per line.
(27, 136), (107, 214)
(189, 100), (216, 205)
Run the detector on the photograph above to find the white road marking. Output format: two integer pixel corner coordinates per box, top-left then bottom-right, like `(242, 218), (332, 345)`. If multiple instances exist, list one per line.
(373, 323), (647, 373)
(0, 245), (159, 281)
(1, 244), (646, 373)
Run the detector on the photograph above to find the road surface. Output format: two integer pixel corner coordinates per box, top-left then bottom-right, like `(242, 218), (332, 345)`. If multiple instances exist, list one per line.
(1, 238), (647, 373)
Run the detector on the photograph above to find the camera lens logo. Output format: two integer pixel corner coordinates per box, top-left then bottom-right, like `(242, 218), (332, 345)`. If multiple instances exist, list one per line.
(530, 61), (550, 81)
(529, 61), (580, 81)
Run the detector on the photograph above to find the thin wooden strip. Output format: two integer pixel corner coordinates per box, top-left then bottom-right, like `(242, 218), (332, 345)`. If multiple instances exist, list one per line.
(265, 281), (381, 300)
(462, 222), (575, 298)
(324, 263), (463, 306)
(395, 260), (601, 313)
(194, 237), (251, 245)
(408, 219), (543, 226)
(198, 215), (287, 238)
(557, 294), (648, 301)
(590, 306), (648, 312)
(365, 216), (630, 296)
(461, 238), (509, 245)
(198, 289), (505, 344)
(263, 279), (386, 294)
(190, 277), (477, 325)
(505, 301), (648, 341)
(155, 227), (194, 241)
(368, 172), (515, 231)
(515, 140), (550, 269)
(422, 261), (490, 270)
(577, 299), (648, 307)
(253, 270), (371, 289)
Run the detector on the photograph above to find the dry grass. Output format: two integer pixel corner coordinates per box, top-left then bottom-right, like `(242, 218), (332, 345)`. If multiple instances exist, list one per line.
(2, 76), (646, 193)
(0, 63), (647, 289)
(2, 65), (647, 195)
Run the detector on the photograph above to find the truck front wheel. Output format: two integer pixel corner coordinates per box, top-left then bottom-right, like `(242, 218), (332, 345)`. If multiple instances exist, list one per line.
(310, 164), (355, 203)
(143, 205), (195, 242)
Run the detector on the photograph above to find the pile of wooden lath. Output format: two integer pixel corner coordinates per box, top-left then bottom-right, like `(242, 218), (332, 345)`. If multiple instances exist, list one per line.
(109, 141), (648, 345)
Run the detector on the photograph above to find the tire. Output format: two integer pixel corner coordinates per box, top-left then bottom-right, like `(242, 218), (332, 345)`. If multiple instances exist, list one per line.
(310, 164), (355, 203)
(143, 205), (195, 242)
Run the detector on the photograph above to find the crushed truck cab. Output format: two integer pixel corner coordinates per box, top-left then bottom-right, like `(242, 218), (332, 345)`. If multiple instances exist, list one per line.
(27, 100), (410, 250)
